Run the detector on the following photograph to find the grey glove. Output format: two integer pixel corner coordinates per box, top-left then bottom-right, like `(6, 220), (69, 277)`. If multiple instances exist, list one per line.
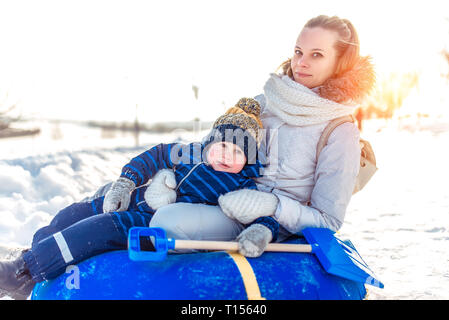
(218, 189), (279, 225)
(103, 177), (136, 213)
(237, 224), (273, 258)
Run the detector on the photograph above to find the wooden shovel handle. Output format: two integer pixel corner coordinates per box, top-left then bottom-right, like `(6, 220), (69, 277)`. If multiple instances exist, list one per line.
(174, 240), (313, 253)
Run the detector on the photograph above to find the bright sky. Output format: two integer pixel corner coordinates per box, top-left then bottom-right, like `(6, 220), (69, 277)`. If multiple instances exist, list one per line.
(0, 0), (448, 123)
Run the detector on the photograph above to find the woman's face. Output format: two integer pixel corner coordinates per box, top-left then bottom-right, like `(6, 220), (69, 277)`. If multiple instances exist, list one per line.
(290, 27), (339, 88)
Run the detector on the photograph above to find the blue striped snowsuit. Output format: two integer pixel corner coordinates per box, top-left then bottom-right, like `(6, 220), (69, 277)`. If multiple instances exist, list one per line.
(23, 142), (279, 282)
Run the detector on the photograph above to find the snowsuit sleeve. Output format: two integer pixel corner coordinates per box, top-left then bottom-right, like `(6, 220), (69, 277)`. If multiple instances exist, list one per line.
(120, 143), (181, 187)
(274, 122), (360, 234)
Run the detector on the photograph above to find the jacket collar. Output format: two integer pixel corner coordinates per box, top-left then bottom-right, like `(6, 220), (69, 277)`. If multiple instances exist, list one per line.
(317, 56), (376, 105)
(239, 160), (263, 178)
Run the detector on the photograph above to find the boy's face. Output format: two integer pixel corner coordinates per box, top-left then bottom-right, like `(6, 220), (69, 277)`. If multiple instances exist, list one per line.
(206, 141), (246, 173)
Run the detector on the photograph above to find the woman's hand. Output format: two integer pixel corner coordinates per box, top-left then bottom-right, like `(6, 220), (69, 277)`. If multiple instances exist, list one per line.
(103, 177), (136, 213)
(144, 169), (177, 210)
(237, 224), (272, 257)
(218, 189), (279, 224)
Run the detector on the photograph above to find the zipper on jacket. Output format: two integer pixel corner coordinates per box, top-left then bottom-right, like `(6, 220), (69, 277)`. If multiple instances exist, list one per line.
(135, 182), (150, 207)
(175, 162), (204, 191)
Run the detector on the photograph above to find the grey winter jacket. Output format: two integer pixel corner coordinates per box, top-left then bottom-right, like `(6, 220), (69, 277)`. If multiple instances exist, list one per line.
(253, 94), (360, 234)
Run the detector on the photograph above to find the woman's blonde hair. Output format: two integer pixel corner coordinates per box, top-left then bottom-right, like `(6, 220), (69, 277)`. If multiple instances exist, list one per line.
(279, 15), (360, 79)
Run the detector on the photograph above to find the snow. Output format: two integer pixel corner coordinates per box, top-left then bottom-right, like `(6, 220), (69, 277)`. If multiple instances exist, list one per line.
(0, 121), (210, 249)
(1, 117), (449, 300)
(338, 117), (449, 300)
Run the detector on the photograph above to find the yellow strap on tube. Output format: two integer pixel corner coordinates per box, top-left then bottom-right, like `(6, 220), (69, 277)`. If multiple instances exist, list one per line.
(227, 252), (266, 300)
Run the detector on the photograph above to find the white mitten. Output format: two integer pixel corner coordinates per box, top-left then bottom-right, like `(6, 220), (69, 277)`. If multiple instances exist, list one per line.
(237, 224), (273, 258)
(103, 177), (135, 213)
(218, 189), (279, 225)
(144, 169), (177, 210)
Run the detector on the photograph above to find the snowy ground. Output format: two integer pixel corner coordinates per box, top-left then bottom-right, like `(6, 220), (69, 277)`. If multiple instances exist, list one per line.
(1, 117), (448, 300)
(339, 117), (449, 300)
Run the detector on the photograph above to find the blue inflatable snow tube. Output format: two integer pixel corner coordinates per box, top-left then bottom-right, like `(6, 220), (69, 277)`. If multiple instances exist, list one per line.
(30, 237), (367, 300)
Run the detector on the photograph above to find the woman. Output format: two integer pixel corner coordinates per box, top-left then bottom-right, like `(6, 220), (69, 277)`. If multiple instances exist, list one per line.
(149, 15), (375, 257)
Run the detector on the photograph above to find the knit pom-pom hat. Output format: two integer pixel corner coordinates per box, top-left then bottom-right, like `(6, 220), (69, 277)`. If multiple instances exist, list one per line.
(203, 98), (263, 165)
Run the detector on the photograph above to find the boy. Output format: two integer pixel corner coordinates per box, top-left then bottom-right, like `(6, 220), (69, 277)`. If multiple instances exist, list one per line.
(0, 98), (279, 299)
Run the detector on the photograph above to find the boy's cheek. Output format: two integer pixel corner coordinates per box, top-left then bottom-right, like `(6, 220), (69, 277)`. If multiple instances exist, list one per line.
(232, 161), (246, 172)
(206, 149), (218, 163)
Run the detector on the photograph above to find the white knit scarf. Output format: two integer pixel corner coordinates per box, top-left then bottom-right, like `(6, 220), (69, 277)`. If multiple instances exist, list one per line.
(263, 74), (357, 126)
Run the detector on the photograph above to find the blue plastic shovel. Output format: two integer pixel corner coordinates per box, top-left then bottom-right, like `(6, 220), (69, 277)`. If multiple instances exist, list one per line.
(128, 226), (384, 288)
